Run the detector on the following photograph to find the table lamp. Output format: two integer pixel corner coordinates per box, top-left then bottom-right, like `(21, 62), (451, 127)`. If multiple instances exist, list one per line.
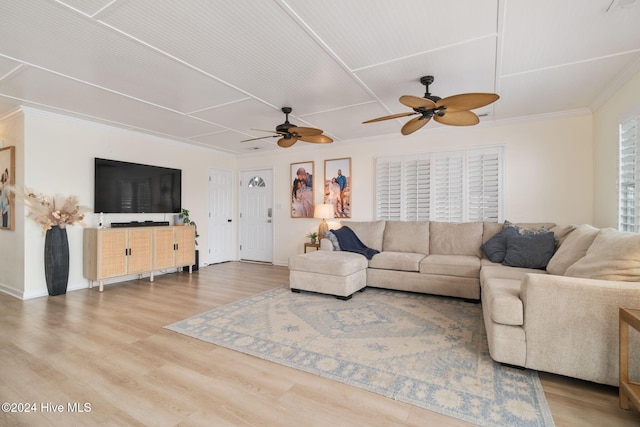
(314, 204), (334, 241)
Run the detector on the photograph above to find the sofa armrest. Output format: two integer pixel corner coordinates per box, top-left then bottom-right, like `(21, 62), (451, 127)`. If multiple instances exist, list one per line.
(521, 273), (640, 385)
(320, 238), (334, 251)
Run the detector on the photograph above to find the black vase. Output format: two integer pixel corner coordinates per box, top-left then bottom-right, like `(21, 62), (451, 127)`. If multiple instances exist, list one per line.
(44, 225), (70, 296)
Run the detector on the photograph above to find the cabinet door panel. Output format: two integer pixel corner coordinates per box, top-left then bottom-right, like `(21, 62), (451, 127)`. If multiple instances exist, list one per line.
(99, 230), (127, 278)
(127, 229), (153, 273)
(175, 226), (196, 266)
(153, 228), (176, 269)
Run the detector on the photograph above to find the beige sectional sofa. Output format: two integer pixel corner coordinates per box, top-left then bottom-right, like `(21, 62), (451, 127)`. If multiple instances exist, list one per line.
(317, 220), (640, 386)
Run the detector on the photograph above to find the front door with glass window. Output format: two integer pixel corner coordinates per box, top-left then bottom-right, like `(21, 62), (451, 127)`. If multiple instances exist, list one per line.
(239, 169), (274, 262)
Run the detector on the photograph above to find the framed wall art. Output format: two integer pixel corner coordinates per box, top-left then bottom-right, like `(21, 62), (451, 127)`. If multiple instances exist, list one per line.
(324, 157), (351, 218)
(290, 161), (314, 218)
(0, 146), (15, 230)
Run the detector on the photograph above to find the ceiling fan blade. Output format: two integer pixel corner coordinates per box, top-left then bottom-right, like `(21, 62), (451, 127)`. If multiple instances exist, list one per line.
(277, 136), (298, 148)
(250, 128), (284, 134)
(299, 134), (333, 144)
(399, 95), (436, 109)
(363, 111), (417, 123)
(288, 126), (323, 136)
(240, 135), (277, 142)
(435, 93), (499, 112)
(401, 116), (431, 135)
(434, 110), (480, 126)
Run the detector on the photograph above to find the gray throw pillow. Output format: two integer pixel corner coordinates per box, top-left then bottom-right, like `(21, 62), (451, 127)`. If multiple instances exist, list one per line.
(502, 232), (556, 269)
(323, 231), (341, 251)
(481, 221), (551, 263)
(482, 226), (518, 263)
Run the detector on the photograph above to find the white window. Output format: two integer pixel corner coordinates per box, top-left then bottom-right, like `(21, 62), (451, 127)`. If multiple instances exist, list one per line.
(619, 115), (639, 232)
(376, 146), (503, 222)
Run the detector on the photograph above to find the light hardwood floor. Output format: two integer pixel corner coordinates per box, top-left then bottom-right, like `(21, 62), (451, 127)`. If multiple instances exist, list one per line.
(1, 261), (638, 426)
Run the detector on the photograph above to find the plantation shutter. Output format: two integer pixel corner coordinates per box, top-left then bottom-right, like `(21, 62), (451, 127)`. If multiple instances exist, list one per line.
(433, 153), (464, 222)
(467, 148), (501, 222)
(376, 146), (503, 223)
(376, 158), (403, 220)
(404, 157), (431, 221)
(619, 116), (639, 232)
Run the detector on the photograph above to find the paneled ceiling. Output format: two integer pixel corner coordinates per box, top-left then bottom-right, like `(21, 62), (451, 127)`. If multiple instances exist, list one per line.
(1, 0), (639, 154)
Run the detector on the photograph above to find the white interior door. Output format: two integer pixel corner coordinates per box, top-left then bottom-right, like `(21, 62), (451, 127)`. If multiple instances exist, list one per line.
(239, 169), (273, 263)
(208, 168), (234, 264)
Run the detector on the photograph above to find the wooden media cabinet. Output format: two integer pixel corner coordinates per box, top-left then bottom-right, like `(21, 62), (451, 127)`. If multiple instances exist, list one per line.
(83, 225), (196, 292)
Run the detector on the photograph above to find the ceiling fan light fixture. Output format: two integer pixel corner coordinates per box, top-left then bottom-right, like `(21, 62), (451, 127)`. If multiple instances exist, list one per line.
(362, 75), (499, 135)
(276, 106), (295, 132)
(420, 75), (441, 103)
(276, 123), (294, 133)
(241, 106), (332, 147)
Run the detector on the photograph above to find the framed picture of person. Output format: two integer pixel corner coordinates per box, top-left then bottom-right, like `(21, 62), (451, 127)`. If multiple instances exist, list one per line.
(0, 146), (15, 230)
(290, 161), (314, 218)
(324, 157), (351, 218)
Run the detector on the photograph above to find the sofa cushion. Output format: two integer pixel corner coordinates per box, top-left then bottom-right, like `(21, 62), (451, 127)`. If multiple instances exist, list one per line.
(548, 224), (577, 246)
(502, 231), (556, 269)
(480, 264), (547, 286)
(546, 224), (599, 276)
(565, 228), (640, 281)
(368, 251), (426, 272)
(420, 254), (480, 278)
(483, 278), (524, 326)
(483, 221), (504, 244)
(288, 251), (368, 276)
(382, 221), (429, 254)
(340, 220), (386, 252)
(430, 221), (483, 257)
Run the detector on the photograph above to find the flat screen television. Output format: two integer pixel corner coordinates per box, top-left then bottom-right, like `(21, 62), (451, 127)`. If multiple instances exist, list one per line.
(94, 158), (182, 214)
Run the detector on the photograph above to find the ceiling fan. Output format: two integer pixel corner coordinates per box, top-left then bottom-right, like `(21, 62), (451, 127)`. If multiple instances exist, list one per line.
(241, 107), (333, 148)
(363, 75), (500, 135)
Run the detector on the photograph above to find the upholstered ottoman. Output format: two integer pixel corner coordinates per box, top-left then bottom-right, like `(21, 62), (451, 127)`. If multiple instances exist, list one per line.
(288, 251), (367, 300)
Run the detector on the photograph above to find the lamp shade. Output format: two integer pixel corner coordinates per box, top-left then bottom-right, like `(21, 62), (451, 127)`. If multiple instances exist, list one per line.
(313, 204), (334, 219)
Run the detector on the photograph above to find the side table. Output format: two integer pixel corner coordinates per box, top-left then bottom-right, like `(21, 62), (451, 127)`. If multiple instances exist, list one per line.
(304, 242), (320, 253)
(619, 307), (640, 412)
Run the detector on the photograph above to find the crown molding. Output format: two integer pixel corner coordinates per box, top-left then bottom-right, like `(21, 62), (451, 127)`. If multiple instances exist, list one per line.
(591, 56), (640, 112)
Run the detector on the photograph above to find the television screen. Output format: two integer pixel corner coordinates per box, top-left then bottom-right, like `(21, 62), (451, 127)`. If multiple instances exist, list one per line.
(94, 158), (182, 214)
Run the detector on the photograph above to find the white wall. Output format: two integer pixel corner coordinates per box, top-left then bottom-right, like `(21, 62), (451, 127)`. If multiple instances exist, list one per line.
(593, 68), (640, 228)
(10, 108), (236, 299)
(237, 113), (594, 266)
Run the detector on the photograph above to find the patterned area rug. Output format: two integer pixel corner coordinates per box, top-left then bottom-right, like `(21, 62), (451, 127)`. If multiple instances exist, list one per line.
(165, 287), (555, 427)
